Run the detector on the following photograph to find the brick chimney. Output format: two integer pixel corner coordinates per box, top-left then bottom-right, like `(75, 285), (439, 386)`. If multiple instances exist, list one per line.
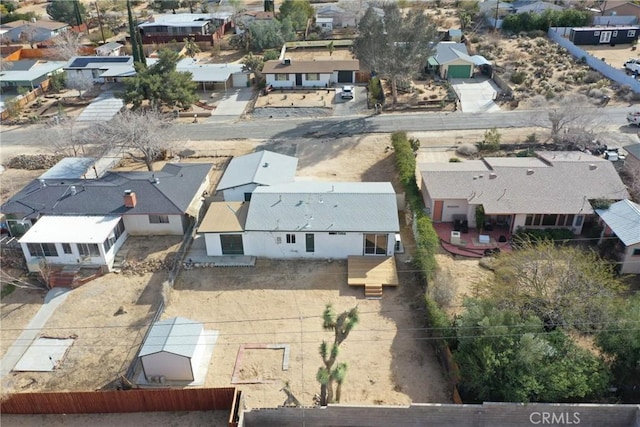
(124, 190), (137, 208)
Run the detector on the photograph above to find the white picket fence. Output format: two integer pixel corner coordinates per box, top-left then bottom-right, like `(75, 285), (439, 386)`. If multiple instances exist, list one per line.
(547, 26), (640, 93)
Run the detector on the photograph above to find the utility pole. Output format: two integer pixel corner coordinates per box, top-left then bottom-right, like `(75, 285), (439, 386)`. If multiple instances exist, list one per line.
(494, 0), (499, 31)
(94, 2), (106, 45)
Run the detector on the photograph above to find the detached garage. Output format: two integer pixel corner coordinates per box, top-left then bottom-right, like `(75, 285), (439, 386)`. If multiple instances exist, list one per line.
(139, 317), (207, 382)
(428, 41), (476, 80)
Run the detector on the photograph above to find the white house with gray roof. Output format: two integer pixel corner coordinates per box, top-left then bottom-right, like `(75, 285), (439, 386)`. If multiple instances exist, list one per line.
(428, 42), (476, 79)
(199, 182), (399, 259)
(596, 199), (640, 274)
(216, 150), (298, 201)
(419, 151), (629, 235)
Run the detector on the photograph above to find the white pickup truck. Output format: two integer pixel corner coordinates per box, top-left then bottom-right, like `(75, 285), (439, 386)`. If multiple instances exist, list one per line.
(624, 58), (640, 74)
(628, 111), (640, 126)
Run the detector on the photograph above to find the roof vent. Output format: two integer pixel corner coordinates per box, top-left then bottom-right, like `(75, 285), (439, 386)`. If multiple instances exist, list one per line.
(154, 177), (159, 184)
(70, 185), (77, 196)
(526, 169), (534, 175)
(589, 163), (597, 170)
(263, 162), (269, 168)
(489, 173), (497, 179)
(39, 179), (47, 188)
(283, 58), (291, 65)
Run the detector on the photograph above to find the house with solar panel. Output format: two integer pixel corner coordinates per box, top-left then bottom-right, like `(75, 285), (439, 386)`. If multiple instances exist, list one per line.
(199, 182), (400, 259)
(63, 56), (134, 85)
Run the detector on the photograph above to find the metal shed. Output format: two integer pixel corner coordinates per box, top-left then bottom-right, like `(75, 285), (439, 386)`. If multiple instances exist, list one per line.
(139, 317), (207, 382)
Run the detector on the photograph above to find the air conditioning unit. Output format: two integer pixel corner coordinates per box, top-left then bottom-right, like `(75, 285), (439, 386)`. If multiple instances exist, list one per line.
(283, 58), (291, 65)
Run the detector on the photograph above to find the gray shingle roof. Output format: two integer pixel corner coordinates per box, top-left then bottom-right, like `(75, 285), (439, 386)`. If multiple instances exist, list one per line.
(596, 199), (640, 246)
(244, 182), (399, 232)
(139, 317), (203, 358)
(262, 59), (360, 74)
(216, 150), (298, 190)
(1, 162), (212, 219)
(433, 42), (473, 65)
(419, 152), (629, 215)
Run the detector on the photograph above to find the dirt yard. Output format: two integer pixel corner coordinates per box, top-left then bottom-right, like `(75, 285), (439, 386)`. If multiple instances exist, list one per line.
(469, 33), (634, 107)
(254, 89), (336, 109)
(283, 47), (355, 62)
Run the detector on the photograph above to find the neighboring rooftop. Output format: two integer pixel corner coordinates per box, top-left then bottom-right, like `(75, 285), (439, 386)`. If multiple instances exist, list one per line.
(19, 215), (121, 244)
(596, 199), (640, 246)
(199, 201), (249, 233)
(65, 56), (132, 69)
(0, 60), (66, 83)
(216, 150), (298, 191)
(38, 157), (96, 180)
(139, 317), (203, 358)
(262, 59), (359, 74)
(419, 152), (628, 215)
(244, 182), (399, 232)
(1, 163), (213, 219)
(139, 12), (232, 28)
(1, 20), (68, 30)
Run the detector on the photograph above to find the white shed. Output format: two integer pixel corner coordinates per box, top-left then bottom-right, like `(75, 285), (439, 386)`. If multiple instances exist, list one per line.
(139, 317), (207, 382)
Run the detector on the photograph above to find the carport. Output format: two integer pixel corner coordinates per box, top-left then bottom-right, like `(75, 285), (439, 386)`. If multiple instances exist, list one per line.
(177, 60), (248, 93)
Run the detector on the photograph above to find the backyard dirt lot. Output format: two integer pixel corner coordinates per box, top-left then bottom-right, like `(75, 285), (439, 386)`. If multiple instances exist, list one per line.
(583, 44), (639, 70)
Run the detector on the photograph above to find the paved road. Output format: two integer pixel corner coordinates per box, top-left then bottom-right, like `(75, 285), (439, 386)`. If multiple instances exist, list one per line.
(1, 107), (636, 145)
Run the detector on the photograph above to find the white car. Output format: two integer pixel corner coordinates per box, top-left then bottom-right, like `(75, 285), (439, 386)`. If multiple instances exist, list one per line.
(341, 85), (354, 99)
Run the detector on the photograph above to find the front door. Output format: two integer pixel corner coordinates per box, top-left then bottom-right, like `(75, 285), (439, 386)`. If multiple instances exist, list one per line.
(295, 73), (303, 86)
(305, 233), (315, 253)
(220, 234), (244, 255)
(600, 31), (612, 43)
(433, 200), (443, 222)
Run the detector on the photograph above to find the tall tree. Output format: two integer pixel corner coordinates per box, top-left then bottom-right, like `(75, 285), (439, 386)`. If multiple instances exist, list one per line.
(455, 299), (610, 403)
(473, 240), (623, 331)
(120, 48), (197, 110)
(317, 304), (358, 406)
(353, 4), (439, 105)
(50, 30), (84, 60)
(94, 109), (180, 171)
(127, 0), (146, 65)
(278, 0), (313, 31)
(47, 0), (86, 26)
(152, 0), (180, 13)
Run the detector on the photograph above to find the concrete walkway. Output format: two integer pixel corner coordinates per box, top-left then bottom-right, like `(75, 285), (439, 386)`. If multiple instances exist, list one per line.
(76, 91), (123, 122)
(208, 87), (254, 121)
(450, 78), (501, 113)
(0, 288), (70, 378)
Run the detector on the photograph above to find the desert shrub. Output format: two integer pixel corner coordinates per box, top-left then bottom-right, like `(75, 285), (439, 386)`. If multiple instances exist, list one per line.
(430, 268), (457, 307)
(535, 38), (547, 47)
(516, 148), (536, 157)
(449, 157), (461, 162)
(456, 143), (478, 157)
(510, 71), (526, 84)
(478, 127), (501, 152)
(429, 94), (438, 99)
(588, 87), (604, 98)
(470, 35), (480, 43)
(545, 89), (555, 100)
(263, 49), (279, 61)
(528, 30), (546, 38)
(616, 84), (632, 97)
(526, 133), (538, 143)
(584, 71), (601, 84)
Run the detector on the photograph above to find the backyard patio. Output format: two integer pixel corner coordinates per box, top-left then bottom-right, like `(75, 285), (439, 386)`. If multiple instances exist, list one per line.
(433, 222), (513, 258)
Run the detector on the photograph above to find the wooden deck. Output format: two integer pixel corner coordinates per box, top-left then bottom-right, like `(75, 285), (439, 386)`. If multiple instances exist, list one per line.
(347, 256), (399, 299)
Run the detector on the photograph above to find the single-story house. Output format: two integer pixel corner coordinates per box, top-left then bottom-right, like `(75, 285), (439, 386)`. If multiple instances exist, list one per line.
(173, 58), (249, 90)
(0, 59), (66, 90)
(315, 4), (356, 28)
(427, 42), (489, 79)
(138, 317), (209, 382)
(419, 151), (629, 235)
(596, 199), (640, 274)
(569, 26), (639, 45)
(316, 17), (333, 33)
(216, 150), (298, 201)
(199, 181), (400, 259)
(624, 143), (640, 176)
(602, 1), (640, 21)
(64, 55), (134, 84)
(0, 20), (69, 43)
(235, 11), (275, 34)
(95, 42), (123, 57)
(593, 15), (639, 26)
(263, 58), (359, 88)
(138, 12), (233, 42)
(511, 0), (564, 14)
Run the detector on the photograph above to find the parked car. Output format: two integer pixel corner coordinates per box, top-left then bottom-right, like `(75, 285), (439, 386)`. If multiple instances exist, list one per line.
(627, 111), (640, 126)
(341, 85), (354, 99)
(605, 148), (626, 162)
(624, 58), (640, 75)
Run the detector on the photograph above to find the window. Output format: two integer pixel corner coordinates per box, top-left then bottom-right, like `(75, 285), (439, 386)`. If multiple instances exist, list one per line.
(104, 231), (117, 252)
(62, 243), (72, 254)
(542, 214), (557, 226)
(275, 74), (288, 81)
(575, 215), (584, 227)
(149, 214), (169, 224)
(78, 243), (100, 257)
(629, 30), (636, 38)
(557, 214), (566, 227)
(525, 214), (534, 226)
(633, 248), (640, 256)
(533, 214), (543, 226)
(114, 218), (125, 240)
(613, 31), (618, 37)
(306, 73), (320, 81)
(594, 31), (600, 36)
(364, 234), (388, 255)
(286, 233), (296, 244)
(566, 214), (575, 226)
(27, 243), (44, 257)
(276, 236), (282, 244)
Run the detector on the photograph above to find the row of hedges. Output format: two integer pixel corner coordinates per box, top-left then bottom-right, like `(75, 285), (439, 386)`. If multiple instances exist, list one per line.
(513, 228), (575, 244)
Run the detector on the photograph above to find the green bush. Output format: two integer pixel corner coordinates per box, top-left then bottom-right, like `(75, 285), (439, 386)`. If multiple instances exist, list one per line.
(449, 157), (461, 162)
(263, 49), (279, 61)
(368, 76), (382, 102)
(510, 71), (526, 85)
(514, 228), (575, 244)
(425, 295), (454, 345)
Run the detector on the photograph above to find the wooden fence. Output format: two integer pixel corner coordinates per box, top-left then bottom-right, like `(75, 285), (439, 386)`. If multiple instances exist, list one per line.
(1, 387), (237, 414)
(0, 80), (51, 121)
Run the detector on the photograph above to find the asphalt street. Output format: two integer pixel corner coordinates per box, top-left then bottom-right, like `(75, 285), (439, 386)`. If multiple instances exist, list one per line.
(0, 107), (636, 145)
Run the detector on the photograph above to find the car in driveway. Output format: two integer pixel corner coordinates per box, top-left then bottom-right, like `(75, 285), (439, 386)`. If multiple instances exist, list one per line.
(341, 85), (354, 100)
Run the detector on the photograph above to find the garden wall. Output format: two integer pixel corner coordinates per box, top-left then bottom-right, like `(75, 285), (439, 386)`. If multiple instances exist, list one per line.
(547, 26), (640, 93)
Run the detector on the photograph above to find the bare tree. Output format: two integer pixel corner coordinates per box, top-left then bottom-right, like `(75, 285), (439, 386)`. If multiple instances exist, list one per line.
(66, 71), (95, 98)
(50, 30), (85, 60)
(530, 94), (605, 147)
(94, 109), (181, 171)
(44, 116), (90, 157)
(19, 24), (38, 48)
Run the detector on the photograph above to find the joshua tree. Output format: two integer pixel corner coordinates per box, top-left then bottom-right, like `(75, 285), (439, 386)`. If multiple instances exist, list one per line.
(316, 304), (359, 406)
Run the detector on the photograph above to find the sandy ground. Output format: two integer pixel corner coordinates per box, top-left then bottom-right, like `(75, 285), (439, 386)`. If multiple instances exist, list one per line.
(583, 44), (639, 70)
(255, 90), (336, 108)
(284, 48), (356, 62)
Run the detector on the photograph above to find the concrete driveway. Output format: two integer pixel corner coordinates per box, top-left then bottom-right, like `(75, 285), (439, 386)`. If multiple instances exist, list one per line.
(76, 91), (124, 122)
(333, 86), (368, 116)
(450, 78), (501, 113)
(208, 87), (254, 121)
